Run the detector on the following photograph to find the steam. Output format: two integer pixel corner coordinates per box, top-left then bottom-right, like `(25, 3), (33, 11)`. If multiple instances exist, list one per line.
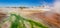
(43, 0), (60, 14)
(53, 0), (60, 14)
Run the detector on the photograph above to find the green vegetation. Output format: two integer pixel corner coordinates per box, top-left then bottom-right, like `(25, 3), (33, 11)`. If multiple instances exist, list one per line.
(1, 13), (48, 28)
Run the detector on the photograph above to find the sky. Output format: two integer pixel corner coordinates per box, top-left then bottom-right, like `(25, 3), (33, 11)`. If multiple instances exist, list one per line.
(0, 0), (55, 7)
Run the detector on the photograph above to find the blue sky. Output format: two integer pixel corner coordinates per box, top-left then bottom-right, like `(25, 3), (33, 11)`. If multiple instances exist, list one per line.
(0, 0), (54, 7)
